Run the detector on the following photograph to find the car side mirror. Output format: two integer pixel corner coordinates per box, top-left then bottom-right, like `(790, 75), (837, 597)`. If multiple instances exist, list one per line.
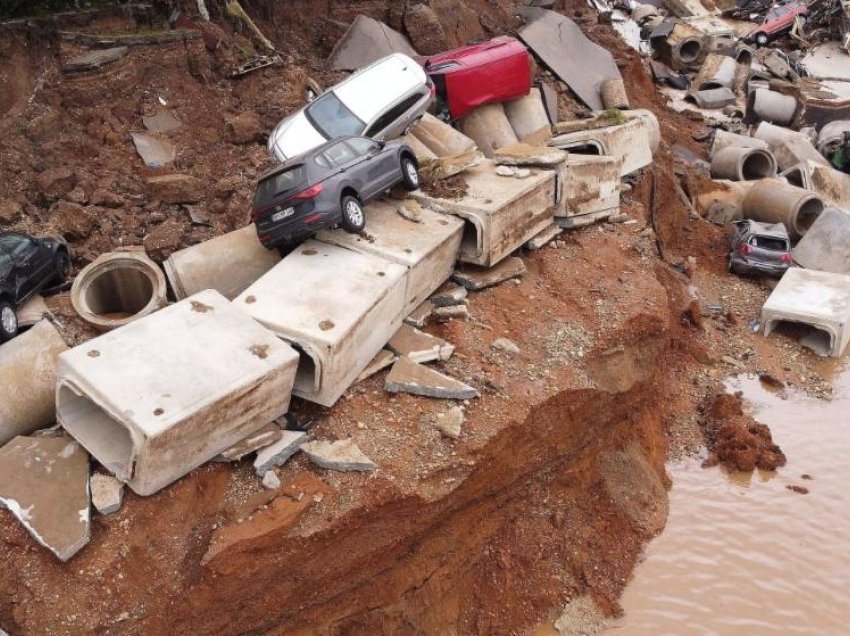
(377, 140), (386, 149)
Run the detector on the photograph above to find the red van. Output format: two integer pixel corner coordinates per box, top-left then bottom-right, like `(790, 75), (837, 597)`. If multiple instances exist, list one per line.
(421, 36), (533, 120)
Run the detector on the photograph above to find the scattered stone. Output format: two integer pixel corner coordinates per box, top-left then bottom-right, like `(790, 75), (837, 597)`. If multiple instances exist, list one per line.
(90, 473), (124, 516)
(89, 189), (124, 208)
(385, 356), (479, 399)
(430, 285), (468, 307)
(404, 3), (449, 55)
(0, 435), (90, 562)
(143, 110), (183, 134)
(720, 355), (745, 369)
(62, 46), (127, 74)
(357, 349), (398, 382)
(404, 300), (434, 328)
(214, 423), (284, 462)
(50, 200), (94, 239)
(130, 132), (176, 167)
(388, 324), (454, 363)
(0, 200), (23, 223)
(397, 203), (422, 223)
(432, 304), (470, 321)
(37, 167), (77, 201)
(261, 470), (281, 490)
(434, 406), (465, 439)
(607, 213), (631, 224)
(145, 174), (203, 204)
(224, 112), (262, 144)
(143, 218), (187, 262)
(453, 257), (527, 290)
(494, 142), (566, 166)
(491, 337), (520, 354)
(300, 439), (377, 472)
(525, 222), (561, 250)
(253, 430), (307, 476)
(495, 165), (531, 178)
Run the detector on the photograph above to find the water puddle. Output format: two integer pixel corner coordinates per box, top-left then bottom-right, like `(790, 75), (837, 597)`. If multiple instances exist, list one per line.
(610, 367), (850, 635)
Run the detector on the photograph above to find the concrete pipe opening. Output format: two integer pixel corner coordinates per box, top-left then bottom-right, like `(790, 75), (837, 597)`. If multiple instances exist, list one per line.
(289, 341), (321, 395)
(741, 150), (776, 180)
(736, 47), (753, 66)
(57, 383), (134, 481)
(796, 198), (824, 236)
(783, 167), (807, 189)
(85, 268), (154, 318)
(564, 142), (603, 156)
(677, 39), (702, 64)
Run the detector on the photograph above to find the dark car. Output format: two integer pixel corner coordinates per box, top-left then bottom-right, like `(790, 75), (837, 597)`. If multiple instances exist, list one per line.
(421, 36), (532, 120)
(252, 136), (420, 248)
(728, 220), (792, 277)
(0, 231), (71, 341)
(746, 0), (808, 46)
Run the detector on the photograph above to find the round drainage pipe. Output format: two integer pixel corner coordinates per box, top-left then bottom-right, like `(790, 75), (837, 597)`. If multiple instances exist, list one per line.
(675, 38), (703, 65)
(601, 79), (630, 110)
(711, 146), (776, 181)
(743, 179), (825, 239)
(71, 248), (167, 331)
(816, 119), (850, 154)
(746, 88), (797, 126)
(711, 129), (768, 159)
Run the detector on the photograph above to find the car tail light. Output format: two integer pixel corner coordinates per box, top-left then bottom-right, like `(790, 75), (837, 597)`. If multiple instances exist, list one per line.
(738, 244), (753, 255)
(781, 253), (792, 264)
(292, 183), (323, 200)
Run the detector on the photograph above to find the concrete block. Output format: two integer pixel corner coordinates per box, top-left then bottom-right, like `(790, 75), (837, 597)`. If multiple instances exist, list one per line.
(253, 430), (307, 476)
(300, 439), (377, 472)
(90, 473), (124, 515)
(549, 115), (654, 176)
(762, 268), (850, 357)
(792, 208), (850, 275)
(164, 225), (281, 301)
(0, 320), (68, 446)
(457, 103), (519, 158)
(214, 423), (284, 462)
(236, 241), (408, 407)
(783, 160), (850, 210)
(504, 88), (551, 142)
(453, 256), (527, 291)
(559, 155), (623, 221)
(400, 133), (438, 162)
(411, 160), (557, 267)
(385, 356), (478, 399)
(0, 435), (90, 561)
(57, 290), (299, 496)
(357, 349), (398, 382)
(387, 324), (454, 363)
(692, 87), (736, 109)
(772, 136), (831, 172)
(316, 199), (463, 313)
(432, 305), (470, 321)
(411, 112), (477, 157)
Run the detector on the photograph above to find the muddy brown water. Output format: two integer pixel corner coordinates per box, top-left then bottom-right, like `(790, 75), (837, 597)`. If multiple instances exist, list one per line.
(610, 368), (850, 635)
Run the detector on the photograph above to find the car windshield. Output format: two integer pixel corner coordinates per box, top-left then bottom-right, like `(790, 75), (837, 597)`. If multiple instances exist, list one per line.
(750, 235), (788, 251)
(0, 234), (31, 260)
(305, 92), (366, 139)
(254, 166), (305, 208)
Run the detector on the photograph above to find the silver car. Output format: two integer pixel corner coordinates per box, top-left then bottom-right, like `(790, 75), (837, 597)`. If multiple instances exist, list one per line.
(268, 53), (434, 162)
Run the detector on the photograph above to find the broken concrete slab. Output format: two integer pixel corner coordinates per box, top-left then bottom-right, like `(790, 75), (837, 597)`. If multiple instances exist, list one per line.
(429, 284), (468, 307)
(418, 151), (484, 182)
(0, 320), (69, 446)
(261, 470), (281, 490)
(404, 300), (434, 328)
(326, 16), (417, 71)
(385, 355), (478, 399)
(356, 349), (398, 382)
(57, 290), (299, 496)
(130, 132), (176, 168)
(90, 473), (124, 516)
(215, 423), (284, 462)
(400, 133), (438, 162)
(142, 110), (183, 134)
(236, 241), (408, 407)
(772, 136), (831, 173)
(15, 294), (50, 328)
(495, 165), (531, 179)
(387, 324), (454, 363)
(0, 435), (90, 561)
(762, 268), (850, 358)
(453, 256), (527, 291)
(300, 439), (377, 472)
(492, 337), (521, 354)
(253, 430), (307, 476)
(792, 208), (850, 275)
(525, 222), (561, 251)
(434, 405), (465, 439)
(457, 103), (519, 158)
(316, 199), (463, 313)
(518, 8), (621, 111)
(432, 304), (470, 321)
(410, 113), (477, 157)
(164, 225), (281, 301)
(62, 46), (127, 74)
(549, 114), (655, 176)
(494, 142), (567, 167)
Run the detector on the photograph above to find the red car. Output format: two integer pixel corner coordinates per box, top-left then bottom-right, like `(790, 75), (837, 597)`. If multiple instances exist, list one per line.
(421, 36), (532, 120)
(747, 1), (808, 46)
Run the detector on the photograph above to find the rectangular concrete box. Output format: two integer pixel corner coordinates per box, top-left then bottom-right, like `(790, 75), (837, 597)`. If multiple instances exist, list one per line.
(316, 199), (464, 313)
(784, 160), (850, 210)
(56, 290), (299, 496)
(792, 208), (850, 275)
(235, 241), (408, 407)
(410, 160), (557, 267)
(549, 117), (653, 177)
(762, 268), (850, 358)
(558, 154), (623, 224)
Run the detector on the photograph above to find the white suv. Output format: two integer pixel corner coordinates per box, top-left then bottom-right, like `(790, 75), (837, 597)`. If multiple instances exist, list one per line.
(268, 53), (434, 162)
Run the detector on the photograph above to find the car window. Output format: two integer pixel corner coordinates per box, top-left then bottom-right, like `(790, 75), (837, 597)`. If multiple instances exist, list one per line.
(347, 138), (380, 156)
(254, 166), (305, 207)
(305, 92), (366, 139)
(365, 91), (426, 137)
(315, 153), (332, 169)
(0, 234), (32, 261)
(750, 235), (788, 251)
(0, 250), (11, 279)
(323, 142), (357, 166)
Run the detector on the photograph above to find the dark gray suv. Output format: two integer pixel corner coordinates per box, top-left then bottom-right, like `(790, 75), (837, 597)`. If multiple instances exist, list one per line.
(728, 219), (792, 277)
(252, 136), (420, 248)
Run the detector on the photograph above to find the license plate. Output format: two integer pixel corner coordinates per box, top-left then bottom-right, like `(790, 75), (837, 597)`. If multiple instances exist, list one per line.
(270, 207), (294, 222)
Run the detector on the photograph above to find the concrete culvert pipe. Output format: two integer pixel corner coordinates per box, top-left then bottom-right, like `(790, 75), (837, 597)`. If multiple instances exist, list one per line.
(746, 88), (797, 126)
(735, 45), (754, 67)
(71, 248), (167, 331)
(676, 38), (703, 65)
(711, 130), (769, 158)
(601, 79), (630, 110)
(816, 120), (850, 154)
(743, 179), (825, 239)
(631, 4), (659, 24)
(711, 146), (776, 181)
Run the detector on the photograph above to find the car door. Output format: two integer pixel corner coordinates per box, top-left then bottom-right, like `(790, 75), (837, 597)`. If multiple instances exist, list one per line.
(0, 248), (14, 300)
(0, 234), (48, 300)
(321, 141), (371, 197)
(345, 138), (395, 199)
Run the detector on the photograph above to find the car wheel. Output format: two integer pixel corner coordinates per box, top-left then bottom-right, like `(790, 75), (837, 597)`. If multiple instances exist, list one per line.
(400, 155), (420, 191)
(53, 250), (71, 283)
(341, 195), (365, 233)
(0, 301), (18, 342)
(756, 33), (769, 46)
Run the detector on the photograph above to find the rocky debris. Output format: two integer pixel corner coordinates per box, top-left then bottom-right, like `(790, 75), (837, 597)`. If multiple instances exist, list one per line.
(89, 189), (124, 208)
(701, 394), (786, 472)
(143, 218), (187, 262)
(453, 257), (527, 290)
(495, 165), (531, 178)
(0, 435), (90, 561)
(525, 222), (561, 250)
(0, 200), (23, 223)
(224, 112), (262, 144)
(145, 174), (203, 204)
(403, 3), (449, 55)
(37, 167), (78, 202)
(434, 406), (465, 439)
(405, 300), (434, 328)
(397, 202), (422, 223)
(327, 15), (417, 71)
(90, 473), (124, 516)
(429, 285), (468, 307)
(143, 110), (183, 134)
(15, 294), (50, 328)
(253, 430), (307, 476)
(491, 337), (521, 354)
(385, 355), (479, 399)
(357, 349), (398, 382)
(215, 423), (284, 462)
(62, 46), (127, 74)
(494, 142), (566, 167)
(387, 324), (454, 363)
(432, 304), (470, 321)
(261, 470), (281, 490)
(50, 200), (95, 239)
(300, 439), (377, 472)
(130, 132), (176, 167)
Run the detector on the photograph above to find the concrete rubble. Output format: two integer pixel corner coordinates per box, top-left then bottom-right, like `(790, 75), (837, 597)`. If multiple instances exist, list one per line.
(215, 423), (284, 462)
(300, 439), (377, 472)
(130, 132), (176, 167)
(792, 208), (850, 275)
(62, 46), (127, 73)
(15, 295), (51, 328)
(432, 304), (470, 321)
(261, 470), (281, 490)
(434, 406), (465, 439)
(0, 435), (90, 561)
(385, 355), (478, 399)
(356, 349), (398, 382)
(429, 284), (468, 307)
(326, 15), (417, 71)
(90, 473), (124, 516)
(404, 300), (434, 328)
(387, 324), (455, 363)
(254, 430), (307, 476)
(453, 257), (527, 291)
